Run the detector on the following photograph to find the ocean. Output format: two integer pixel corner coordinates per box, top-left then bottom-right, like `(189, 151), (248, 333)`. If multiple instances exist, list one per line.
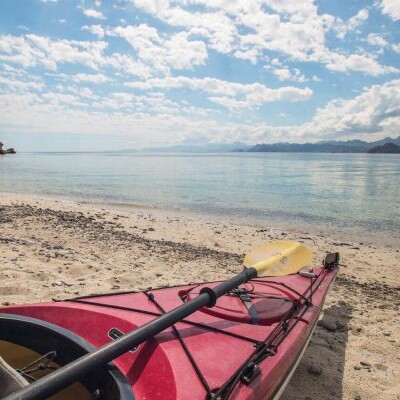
(1, 152), (399, 245)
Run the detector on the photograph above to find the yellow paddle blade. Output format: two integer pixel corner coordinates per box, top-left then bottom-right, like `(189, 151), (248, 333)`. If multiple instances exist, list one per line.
(243, 240), (313, 277)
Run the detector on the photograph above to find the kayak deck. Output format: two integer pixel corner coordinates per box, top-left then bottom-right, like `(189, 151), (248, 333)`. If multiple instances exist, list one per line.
(1, 265), (337, 400)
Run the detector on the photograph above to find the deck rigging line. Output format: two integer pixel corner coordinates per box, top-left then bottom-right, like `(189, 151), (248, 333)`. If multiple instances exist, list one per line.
(67, 270), (324, 399)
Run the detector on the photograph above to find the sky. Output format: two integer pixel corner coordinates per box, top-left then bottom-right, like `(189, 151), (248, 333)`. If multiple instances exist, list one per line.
(0, 0), (399, 151)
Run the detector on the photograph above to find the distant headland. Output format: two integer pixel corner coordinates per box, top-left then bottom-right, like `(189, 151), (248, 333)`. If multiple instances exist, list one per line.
(367, 142), (400, 154)
(0, 141), (16, 155)
(240, 136), (400, 154)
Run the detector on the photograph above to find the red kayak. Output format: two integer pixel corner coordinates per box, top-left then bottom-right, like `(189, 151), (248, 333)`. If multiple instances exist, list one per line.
(0, 249), (338, 400)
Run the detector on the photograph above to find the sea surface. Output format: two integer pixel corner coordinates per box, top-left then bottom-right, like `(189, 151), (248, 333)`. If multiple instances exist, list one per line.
(1, 152), (399, 246)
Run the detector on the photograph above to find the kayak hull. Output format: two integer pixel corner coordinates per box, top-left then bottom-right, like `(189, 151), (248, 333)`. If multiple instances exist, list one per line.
(1, 265), (337, 400)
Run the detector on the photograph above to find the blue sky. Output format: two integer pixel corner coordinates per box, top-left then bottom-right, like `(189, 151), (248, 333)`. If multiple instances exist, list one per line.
(0, 0), (399, 151)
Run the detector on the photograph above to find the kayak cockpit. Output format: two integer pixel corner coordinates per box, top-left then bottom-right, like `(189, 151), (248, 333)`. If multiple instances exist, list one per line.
(0, 313), (134, 400)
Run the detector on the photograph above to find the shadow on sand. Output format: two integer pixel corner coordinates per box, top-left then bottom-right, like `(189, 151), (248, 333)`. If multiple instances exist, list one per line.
(281, 301), (353, 400)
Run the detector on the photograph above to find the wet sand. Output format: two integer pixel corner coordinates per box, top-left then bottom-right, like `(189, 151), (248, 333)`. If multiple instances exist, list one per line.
(0, 192), (399, 399)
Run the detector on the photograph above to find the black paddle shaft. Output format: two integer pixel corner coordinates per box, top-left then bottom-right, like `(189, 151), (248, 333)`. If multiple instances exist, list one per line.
(4, 267), (257, 400)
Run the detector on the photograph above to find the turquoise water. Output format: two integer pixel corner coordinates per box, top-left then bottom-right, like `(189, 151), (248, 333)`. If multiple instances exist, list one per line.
(1, 152), (399, 245)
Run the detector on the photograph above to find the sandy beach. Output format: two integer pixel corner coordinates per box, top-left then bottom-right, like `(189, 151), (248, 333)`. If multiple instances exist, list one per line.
(0, 192), (399, 400)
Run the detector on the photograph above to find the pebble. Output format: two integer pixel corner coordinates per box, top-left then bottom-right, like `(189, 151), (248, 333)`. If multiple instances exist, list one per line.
(317, 319), (337, 332)
(360, 361), (371, 367)
(307, 364), (323, 375)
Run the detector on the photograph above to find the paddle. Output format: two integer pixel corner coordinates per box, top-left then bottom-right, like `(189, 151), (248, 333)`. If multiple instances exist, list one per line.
(4, 240), (312, 400)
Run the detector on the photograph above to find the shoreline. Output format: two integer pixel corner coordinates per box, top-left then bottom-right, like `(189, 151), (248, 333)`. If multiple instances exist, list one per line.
(1, 191), (399, 399)
(1, 190), (398, 249)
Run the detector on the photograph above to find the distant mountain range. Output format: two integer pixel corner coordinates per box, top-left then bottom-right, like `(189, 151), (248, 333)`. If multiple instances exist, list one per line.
(244, 136), (400, 153)
(111, 136), (400, 154)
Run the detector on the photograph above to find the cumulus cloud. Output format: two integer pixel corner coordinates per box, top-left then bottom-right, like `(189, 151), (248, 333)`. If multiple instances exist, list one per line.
(82, 25), (105, 39)
(379, 0), (400, 21)
(333, 8), (369, 39)
(0, 34), (108, 70)
(112, 25), (208, 73)
(127, 1), (395, 77)
(0, 33), (151, 78)
(1, 78), (399, 146)
(367, 33), (388, 47)
(70, 73), (110, 84)
(271, 67), (307, 83)
(126, 76), (312, 109)
(82, 8), (106, 20)
(305, 79), (400, 139)
(1, 1), (399, 147)
(0, 76), (44, 91)
(318, 50), (398, 75)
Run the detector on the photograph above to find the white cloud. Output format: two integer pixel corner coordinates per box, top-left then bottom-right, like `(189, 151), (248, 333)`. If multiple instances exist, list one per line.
(42, 92), (84, 107)
(126, 76), (312, 109)
(1, 80), (399, 146)
(367, 33), (388, 47)
(82, 24), (105, 38)
(0, 90), (212, 146)
(70, 73), (110, 84)
(305, 79), (400, 139)
(128, 2), (395, 77)
(309, 48), (398, 76)
(379, 0), (400, 21)
(0, 33), (151, 78)
(82, 8), (106, 20)
(0, 76), (44, 91)
(0, 34), (108, 71)
(333, 8), (369, 39)
(106, 53), (151, 78)
(271, 67), (307, 83)
(112, 25), (208, 73)
(131, 0), (326, 61)
(1, 1), (398, 148)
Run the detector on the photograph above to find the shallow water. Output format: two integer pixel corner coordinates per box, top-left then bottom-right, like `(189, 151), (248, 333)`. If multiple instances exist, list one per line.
(1, 152), (399, 245)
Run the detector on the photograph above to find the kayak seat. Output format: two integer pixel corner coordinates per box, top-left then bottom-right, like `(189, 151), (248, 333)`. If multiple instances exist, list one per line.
(0, 355), (29, 397)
